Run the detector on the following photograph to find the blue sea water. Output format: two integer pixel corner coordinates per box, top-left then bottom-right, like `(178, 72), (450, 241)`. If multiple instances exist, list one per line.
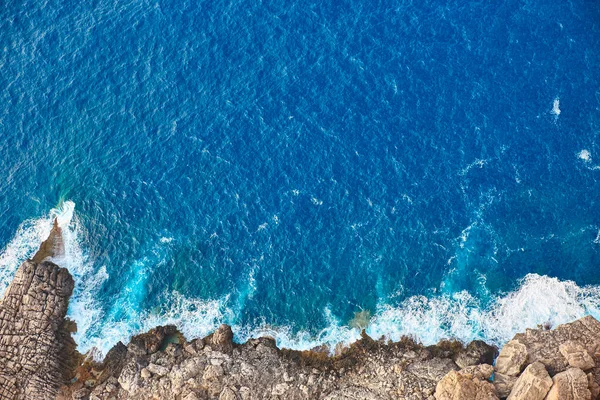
(1, 0), (600, 356)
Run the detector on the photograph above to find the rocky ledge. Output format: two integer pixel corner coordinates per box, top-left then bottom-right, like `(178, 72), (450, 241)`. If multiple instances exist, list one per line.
(1, 226), (600, 400)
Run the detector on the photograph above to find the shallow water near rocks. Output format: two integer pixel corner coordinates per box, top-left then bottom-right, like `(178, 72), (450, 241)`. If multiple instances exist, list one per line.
(1, 0), (599, 356)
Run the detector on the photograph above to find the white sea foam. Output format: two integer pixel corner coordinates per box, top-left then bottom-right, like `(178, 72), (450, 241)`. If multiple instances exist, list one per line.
(578, 149), (592, 162)
(0, 201), (107, 347)
(83, 292), (229, 357)
(551, 97), (561, 116)
(3, 206), (600, 359)
(236, 274), (600, 352)
(0, 212), (54, 294)
(459, 159), (487, 176)
(235, 306), (361, 351)
(0, 201), (79, 294)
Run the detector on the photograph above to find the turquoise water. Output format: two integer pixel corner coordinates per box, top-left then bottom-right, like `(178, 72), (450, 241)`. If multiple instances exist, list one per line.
(1, 0), (600, 356)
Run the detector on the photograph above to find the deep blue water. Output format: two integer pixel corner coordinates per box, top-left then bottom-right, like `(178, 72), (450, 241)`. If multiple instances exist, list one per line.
(1, 0), (600, 354)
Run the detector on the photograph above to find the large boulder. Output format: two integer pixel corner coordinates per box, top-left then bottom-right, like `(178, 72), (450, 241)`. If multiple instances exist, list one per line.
(435, 369), (499, 400)
(496, 341), (528, 377)
(559, 342), (595, 371)
(507, 362), (552, 400)
(545, 368), (591, 400)
(210, 324), (234, 354)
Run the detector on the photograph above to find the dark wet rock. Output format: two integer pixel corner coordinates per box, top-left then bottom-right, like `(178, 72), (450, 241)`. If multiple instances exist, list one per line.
(454, 340), (498, 369)
(32, 218), (65, 263)
(493, 372), (517, 399)
(127, 325), (181, 356)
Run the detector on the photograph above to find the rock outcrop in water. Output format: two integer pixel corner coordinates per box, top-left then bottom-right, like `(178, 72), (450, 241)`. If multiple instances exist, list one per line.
(2, 228), (600, 399)
(0, 220), (79, 399)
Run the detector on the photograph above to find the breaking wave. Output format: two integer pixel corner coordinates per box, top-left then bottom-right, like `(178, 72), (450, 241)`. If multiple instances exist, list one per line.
(2, 204), (600, 358)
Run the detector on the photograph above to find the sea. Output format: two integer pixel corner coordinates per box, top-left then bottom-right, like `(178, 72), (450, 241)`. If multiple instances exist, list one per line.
(1, 0), (600, 357)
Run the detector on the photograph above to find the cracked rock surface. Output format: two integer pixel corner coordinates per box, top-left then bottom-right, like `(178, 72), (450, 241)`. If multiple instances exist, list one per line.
(0, 220), (78, 399)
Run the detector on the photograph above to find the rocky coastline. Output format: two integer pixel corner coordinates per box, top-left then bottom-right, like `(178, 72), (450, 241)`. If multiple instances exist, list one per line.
(1, 225), (600, 399)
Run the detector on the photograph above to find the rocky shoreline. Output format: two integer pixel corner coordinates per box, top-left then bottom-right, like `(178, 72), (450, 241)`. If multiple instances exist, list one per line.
(1, 226), (600, 399)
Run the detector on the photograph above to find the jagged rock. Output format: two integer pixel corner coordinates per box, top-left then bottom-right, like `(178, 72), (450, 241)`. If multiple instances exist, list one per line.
(146, 362), (170, 376)
(32, 218), (65, 263)
(455, 341), (498, 369)
(72, 388), (90, 400)
(510, 316), (600, 375)
(118, 358), (144, 393)
(495, 340), (528, 377)
(507, 362), (552, 400)
(493, 372), (517, 399)
(0, 219), (77, 400)
(546, 368), (592, 400)
(127, 325), (180, 355)
(219, 386), (238, 400)
(183, 393), (203, 400)
(169, 357), (205, 391)
(210, 324), (234, 354)
(407, 357), (459, 381)
(560, 342), (595, 371)
(434, 369), (499, 400)
(102, 341), (128, 379)
(202, 364), (225, 396)
(545, 368), (591, 400)
(140, 367), (151, 379)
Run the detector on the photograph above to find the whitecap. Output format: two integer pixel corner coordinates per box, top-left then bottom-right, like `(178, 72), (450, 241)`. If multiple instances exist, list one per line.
(551, 97), (561, 116)
(459, 159), (487, 176)
(84, 292), (229, 358)
(241, 274), (600, 352)
(81, 273), (600, 359)
(578, 149), (591, 162)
